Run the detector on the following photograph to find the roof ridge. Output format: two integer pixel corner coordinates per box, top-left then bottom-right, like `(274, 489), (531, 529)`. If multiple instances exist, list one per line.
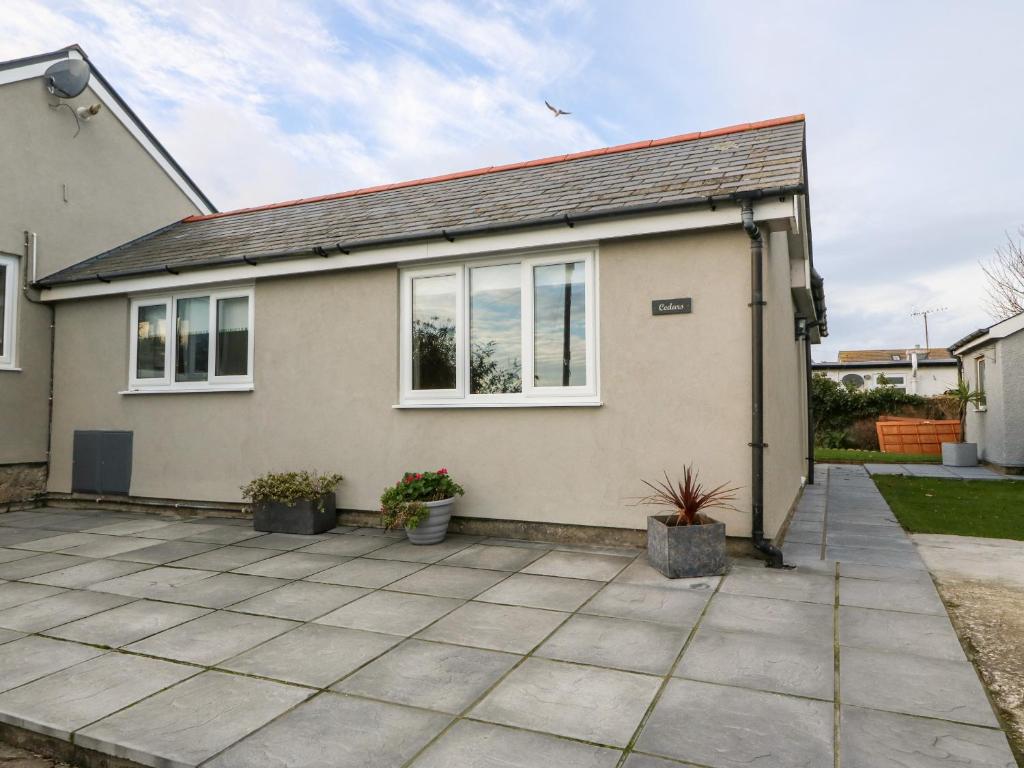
(182, 113), (805, 224)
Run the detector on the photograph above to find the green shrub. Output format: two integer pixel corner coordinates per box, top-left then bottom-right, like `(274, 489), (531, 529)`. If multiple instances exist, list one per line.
(241, 471), (343, 513)
(380, 469), (464, 530)
(811, 374), (938, 447)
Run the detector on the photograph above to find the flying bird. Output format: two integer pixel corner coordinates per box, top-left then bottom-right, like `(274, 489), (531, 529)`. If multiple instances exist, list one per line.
(545, 100), (571, 117)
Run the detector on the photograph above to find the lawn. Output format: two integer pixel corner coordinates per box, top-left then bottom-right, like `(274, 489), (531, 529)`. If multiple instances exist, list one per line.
(815, 448), (939, 464)
(873, 475), (1024, 540)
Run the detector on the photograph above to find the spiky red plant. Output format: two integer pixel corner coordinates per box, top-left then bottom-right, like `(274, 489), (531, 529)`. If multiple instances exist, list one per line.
(636, 465), (739, 526)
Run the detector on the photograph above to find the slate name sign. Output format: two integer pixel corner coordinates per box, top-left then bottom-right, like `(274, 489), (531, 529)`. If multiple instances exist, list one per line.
(652, 297), (692, 316)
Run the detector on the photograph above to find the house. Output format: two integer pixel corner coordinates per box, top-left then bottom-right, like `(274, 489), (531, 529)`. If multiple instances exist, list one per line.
(950, 311), (1024, 473)
(0, 46), (215, 507)
(813, 347), (957, 396)
(27, 104), (826, 555)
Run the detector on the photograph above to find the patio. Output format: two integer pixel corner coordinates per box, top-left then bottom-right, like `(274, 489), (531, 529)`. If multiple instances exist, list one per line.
(0, 466), (1015, 768)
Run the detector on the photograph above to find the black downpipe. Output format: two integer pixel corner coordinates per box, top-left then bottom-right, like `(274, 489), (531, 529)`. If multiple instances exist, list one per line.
(21, 232), (55, 507)
(805, 332), (815, 485)
(742, 202), (786, 568)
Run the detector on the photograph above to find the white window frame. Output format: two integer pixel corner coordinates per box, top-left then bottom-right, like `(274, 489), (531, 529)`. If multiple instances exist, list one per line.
(399, 248), (599, 407)
(126, 285), (254, 393)
(0, 254), (18, 371)
(975, 355), (987, 411)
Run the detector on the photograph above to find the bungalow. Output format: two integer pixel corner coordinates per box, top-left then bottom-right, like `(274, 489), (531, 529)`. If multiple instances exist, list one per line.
(27, 96), (826, 558)
(950, 311), (1024, 473)
(813, 347), (958, 396)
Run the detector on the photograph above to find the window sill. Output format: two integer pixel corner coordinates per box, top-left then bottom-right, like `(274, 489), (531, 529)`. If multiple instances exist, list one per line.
(394, 400), (602, 409)
(0, 366), (22, 373)
(120, 385), (254, 395)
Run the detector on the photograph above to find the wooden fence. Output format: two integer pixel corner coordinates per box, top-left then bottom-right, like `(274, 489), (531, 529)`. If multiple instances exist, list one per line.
(875, 416), (960, 455)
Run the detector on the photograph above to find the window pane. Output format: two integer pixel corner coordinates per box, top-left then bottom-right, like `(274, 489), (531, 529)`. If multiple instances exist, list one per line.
(412, 275), (457, 390)
(216, 296), (249, 376)
(176, 296), (209, 382)
(0, 264), (6, 357)
(470, 264), (521, 393)
(533, 261), (586, 387)
(136, 304), (167, 379)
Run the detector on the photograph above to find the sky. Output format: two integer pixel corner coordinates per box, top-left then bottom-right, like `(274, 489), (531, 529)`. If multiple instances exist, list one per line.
(5, 0), (1023, 360)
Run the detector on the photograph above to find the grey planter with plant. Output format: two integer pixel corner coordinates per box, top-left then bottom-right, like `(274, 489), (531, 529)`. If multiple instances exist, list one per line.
(635, 465), (735, 579)
(381, 469), (464, 545)
(241, 471), (342, 535)
(942, 378), (985, 467)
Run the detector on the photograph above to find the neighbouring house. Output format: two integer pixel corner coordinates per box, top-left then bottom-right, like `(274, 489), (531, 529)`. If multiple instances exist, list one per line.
(0, 46), (215, 506)
(813, 347), (958, 396)
(950, 311), (1024, 473)
(25, 94), (826, 548)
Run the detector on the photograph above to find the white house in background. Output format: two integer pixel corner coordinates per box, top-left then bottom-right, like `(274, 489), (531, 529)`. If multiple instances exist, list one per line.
(812, 347), (958, 396)
(950, 311), (1024, 473)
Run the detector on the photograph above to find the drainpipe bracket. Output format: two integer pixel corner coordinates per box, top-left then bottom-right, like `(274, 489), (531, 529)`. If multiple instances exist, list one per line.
(747, 442), (769, 448)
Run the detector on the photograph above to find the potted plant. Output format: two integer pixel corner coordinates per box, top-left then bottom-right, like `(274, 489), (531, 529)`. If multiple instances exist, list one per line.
(380, 468), (464, 545)
(942, 377), (985, 467)
(635, 465), (737, 578)
(241, 471), (343, 535)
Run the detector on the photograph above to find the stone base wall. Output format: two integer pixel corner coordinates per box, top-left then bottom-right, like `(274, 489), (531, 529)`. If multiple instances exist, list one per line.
(0, 463), (47, 507)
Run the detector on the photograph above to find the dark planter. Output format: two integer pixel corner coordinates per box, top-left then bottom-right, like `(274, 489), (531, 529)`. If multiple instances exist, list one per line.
(252, 492), (336, 535)
(647, 514), (727, 578)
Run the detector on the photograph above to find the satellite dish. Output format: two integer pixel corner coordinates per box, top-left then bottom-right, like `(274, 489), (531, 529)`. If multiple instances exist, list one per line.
(44, 59), (91, 99)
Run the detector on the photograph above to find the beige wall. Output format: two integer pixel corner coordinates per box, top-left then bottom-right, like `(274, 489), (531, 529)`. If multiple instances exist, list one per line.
(48, 227), (810, 536)
(0, 76), (202, 466)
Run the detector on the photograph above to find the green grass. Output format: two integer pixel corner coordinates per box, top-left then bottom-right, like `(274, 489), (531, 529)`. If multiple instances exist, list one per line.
(874, 475), (1024, 540)
(815, 448), (940, 464)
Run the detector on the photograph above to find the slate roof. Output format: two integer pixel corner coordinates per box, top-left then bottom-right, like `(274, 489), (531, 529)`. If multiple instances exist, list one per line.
(40, 115), (807, 286)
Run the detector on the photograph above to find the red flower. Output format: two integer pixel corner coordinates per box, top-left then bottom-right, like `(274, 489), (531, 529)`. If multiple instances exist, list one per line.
(438, 468), (448, 475)
(415, 473), (423, 480)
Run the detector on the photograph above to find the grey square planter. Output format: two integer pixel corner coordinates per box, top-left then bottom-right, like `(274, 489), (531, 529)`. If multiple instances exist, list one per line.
(647, 514), (727, 579)
(942, 442), (978, 467)
(252, 493), (336, 535)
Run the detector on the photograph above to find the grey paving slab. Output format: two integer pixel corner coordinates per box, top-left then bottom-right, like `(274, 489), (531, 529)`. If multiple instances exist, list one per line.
(475, 573), (603, 611)
(471, 657), (661, 747)
(350, 526), (406, 538)
(0, 629), (24, 645)
(0, 590), (133, 633)
(57, 537), (157, 559)
(185, 516), (252, 527)
(839, 561), (935, 585)
(676, 627), (834, 700)
(827, 531), (917, 551)
(232, 551), (347, 579)
(82, 519), (180, 536)
(839, 576), (947, 615)
(612, 556), (721, 591)
(169, 544), (277, 571)
(109, 540), (221, 564)
(23, 559), (151, 588)
(306, 557), (426, 588)
(438, 543), (546, 571)
(417, 601), (569, 653)
(363, 537), (478, 564)
(156, 573), (289, 608)
(228, 581), (370, 621)
(235, 532), (329, 550)
(0, 652), (197, 740)
(636, 678), (834, 768)
(0, 553), (89, 580)
(76, 671), (312, 768)
(0, 581), (65, 610)
(840, 705), (1016, 768)
(580, 583), (709, 628)
(125, 610), (298, 665)
(205, 691), (450, 768)
(0, 548), (35, 564)
(841, 646), (1000, 727)
(178, 525), (267, 544)
(132, 522), (222, 540)
(385, 564), (509, 599)
(827, 545), (927, 569)
(701, 593), (834, 644)
(11, 532), (111, 552)
(314, 590), (462, 636)
(335, 638), (519, 712)
(782, 527), (824, 545)
(521, 550), (634, 581)
(537, 614), (687, 675)
(297, 534), (394, 557)
(44, 599), (211, 647)
(720, 566), (835, 604)
(86, 565), (215, 598)
(0, 636), (104, 692)
(622, 754), (699, 768)
(0, 529), (63, 548)
(221, 623), (400, 688)
(480, 537), (554, 550)
(839, 605), (966, 661)
(411, 719), (621, 768)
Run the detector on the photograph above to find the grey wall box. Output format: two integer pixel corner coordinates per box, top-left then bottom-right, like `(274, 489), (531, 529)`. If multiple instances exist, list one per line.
(72, 431), (133, 495)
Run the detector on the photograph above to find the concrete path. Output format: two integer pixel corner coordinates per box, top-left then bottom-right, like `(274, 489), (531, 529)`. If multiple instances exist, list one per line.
(914, 534), (1024, 590)
(0, 483), (1015, 767)
(866, 463), (1022, 480)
